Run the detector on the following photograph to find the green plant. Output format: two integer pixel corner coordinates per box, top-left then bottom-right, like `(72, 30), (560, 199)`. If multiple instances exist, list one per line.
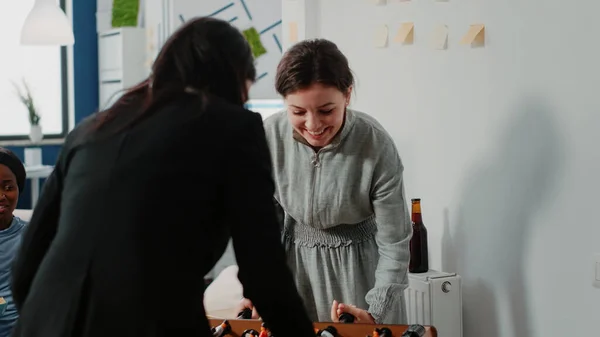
(12, 79), (40, 126)
(112, 0), (140, 28)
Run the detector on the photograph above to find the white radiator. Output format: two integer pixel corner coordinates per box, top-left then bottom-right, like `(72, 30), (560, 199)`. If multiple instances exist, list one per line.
(403, 270), (463, 337)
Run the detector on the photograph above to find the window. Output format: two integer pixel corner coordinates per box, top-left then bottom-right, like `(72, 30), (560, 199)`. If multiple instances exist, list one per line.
(0, 0), (68, 140)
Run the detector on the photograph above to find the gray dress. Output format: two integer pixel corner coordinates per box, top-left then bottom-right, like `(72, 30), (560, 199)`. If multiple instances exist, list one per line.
(263, 109), (411, 324)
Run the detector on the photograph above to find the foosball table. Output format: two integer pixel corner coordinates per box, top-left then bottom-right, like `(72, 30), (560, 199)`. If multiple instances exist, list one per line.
(208, 318), (438, 337)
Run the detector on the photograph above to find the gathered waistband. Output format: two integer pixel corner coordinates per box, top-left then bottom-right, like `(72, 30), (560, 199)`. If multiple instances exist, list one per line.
(283, 215), (377, 248)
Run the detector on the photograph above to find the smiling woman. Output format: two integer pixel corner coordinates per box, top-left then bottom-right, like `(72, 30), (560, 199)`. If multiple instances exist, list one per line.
(0, 149), (26, 228)
(0, 147), (27, 337)
(239, 39), (412, 325)
(0, 0), (69, 140)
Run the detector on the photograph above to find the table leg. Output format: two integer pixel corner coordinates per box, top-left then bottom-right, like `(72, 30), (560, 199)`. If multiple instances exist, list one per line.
(31, 178), (40, 209)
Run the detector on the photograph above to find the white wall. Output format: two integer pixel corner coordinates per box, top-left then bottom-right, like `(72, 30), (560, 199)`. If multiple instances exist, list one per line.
(144, 0), (283, 98)
(295, 0), (600, 336)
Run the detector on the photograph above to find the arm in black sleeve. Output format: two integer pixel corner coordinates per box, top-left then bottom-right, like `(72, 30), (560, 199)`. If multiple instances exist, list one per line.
(11, 155), (65, 309)
(226, 112), (314, 337)
(11, 116), (89, 310)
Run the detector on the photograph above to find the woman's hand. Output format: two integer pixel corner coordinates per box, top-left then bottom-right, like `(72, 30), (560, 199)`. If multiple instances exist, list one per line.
(330, 300), (376, 324)
(235, 298), (261, 319)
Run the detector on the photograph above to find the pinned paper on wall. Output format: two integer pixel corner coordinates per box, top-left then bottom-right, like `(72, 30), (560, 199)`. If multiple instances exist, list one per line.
(460, 24), (485, 46)
(145, 27), (156, 68)
(146, 26), (155, 53)
(432, 24), (448, 50)
(394, 22), (414, 44)
(289, 22), (299, 43)
(374, 25), (389, 48)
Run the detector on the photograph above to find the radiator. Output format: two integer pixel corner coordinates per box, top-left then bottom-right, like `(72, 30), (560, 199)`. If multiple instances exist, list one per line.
(403, 270), (463, 337)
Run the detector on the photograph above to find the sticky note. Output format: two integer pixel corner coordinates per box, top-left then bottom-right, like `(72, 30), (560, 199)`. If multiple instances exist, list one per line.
(374, 25), (389, 48)
(146, 27), (155, 54)
(394, 22), (414, 44)
(460, 24), (485, 46)
(432, 24), (448, 50)
(243, 27), (267, 59)
(289, 22), (298, 43)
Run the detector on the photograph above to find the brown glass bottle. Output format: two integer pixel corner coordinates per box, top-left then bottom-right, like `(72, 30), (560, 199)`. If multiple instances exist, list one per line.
(409, 198), (429, 273)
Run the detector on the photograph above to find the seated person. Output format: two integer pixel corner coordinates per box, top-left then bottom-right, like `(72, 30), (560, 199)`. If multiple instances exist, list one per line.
(0, 148), (27, 337)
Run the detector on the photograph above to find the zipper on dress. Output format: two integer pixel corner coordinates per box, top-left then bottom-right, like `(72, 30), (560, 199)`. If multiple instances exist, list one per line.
(309, 149), (322, 226)
(311, 152), (321, 168)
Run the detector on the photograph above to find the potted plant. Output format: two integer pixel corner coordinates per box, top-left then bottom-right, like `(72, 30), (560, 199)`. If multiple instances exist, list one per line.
(13, 79), (43, 144)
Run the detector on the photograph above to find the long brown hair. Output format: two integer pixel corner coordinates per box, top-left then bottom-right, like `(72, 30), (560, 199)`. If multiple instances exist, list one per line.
(95, 17), (256, 131)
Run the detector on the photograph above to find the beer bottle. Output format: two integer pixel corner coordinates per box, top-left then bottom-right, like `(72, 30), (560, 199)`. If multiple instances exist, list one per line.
(409, 198), (429, 273)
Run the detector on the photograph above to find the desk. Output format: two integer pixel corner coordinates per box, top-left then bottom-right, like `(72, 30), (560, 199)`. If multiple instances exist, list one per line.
(25, 165), (54, 209)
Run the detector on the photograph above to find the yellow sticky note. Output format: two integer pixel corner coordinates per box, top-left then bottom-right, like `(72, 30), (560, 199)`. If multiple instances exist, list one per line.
(460, 24), (485, 46)
(374, 25), (389, 48)
(394, 22), (414, 44)
(289, 22), (298, 43)
(432, 24), (448, 50)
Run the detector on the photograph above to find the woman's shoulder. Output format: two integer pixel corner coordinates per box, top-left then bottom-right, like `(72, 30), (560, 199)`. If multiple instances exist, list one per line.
(262, 110), (288, 130)
(348, 109), (395, 143)
(261, 110), (290, 142)
(14, 216), (28, 229)
(346, 109), (403, 166)
(173, 96), (263, 136)
(8, 216), (28, 234)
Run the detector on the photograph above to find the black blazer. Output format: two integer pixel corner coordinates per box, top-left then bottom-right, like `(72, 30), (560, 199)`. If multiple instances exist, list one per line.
(10, 94), (314, 337)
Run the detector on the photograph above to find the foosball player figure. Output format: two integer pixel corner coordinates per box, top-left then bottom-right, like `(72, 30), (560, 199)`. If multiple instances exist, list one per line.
(259, 322), (271, 337)
(373, 327), (392, 337)
(211, 320), (232, 337)
(316, 325), (338, 337)
(242, 329), (260, 337)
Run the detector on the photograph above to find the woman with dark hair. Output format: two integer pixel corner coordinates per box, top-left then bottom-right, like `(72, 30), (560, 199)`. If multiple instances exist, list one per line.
(0, 148), (27, 337)
(239, 39), (411, 324)
(10, 17), (314, 337)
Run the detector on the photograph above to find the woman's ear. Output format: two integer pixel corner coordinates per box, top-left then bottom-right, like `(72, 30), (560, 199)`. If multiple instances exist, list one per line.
(345, 86), (353, 106)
